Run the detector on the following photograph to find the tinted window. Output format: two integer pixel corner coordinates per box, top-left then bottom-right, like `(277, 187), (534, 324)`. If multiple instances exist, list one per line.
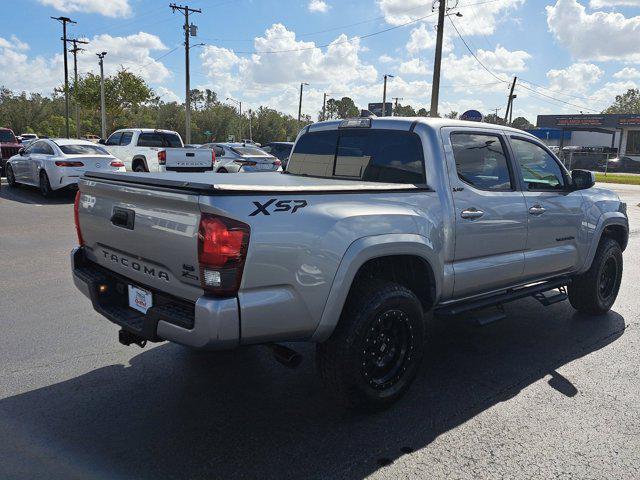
(288, 130), (425, 184)
(0, 130), (16, 142)
(120, 131), (133, 145)
(232, 146), (269, 156)
(213, 146), (225, 157)
(451, 133), (512, 191)
(511, 138), (565, 190)
(626, 130), (640, 155)
(58, 144), (110, 155)
(31, 141), (54, 155)
(106, 132), (122, 146)
(137, 132), (182, 148)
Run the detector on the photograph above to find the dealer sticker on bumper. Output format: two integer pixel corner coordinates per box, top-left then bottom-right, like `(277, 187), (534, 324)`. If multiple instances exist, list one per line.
(128, 285), (153, 314)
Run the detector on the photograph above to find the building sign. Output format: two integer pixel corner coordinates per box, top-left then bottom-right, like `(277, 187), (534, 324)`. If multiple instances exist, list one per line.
(618, 115), (640, 126)
(460, 110), (483, 122)
(555, 116), (605, 127)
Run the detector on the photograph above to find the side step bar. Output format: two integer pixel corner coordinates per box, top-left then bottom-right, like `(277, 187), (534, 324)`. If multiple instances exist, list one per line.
(436, 278), (571, 316)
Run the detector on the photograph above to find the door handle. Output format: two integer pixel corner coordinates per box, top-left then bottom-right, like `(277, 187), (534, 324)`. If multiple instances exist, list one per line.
(529, 205), (546, 216)
(461, 208), (485, 220)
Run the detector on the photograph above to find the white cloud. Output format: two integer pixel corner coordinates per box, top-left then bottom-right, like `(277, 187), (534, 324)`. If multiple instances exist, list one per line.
(546, 63), (604, 94)
(378, 0), (524, 35)
(0, 36), (61, 93)
(399, 58), (430, 75)
(589, 80), (638, 108)
(406, 23), (454, 55)
(308, 0), (330, 13)
(589, 1), (639, 7)
(379, 54), (395, 64)
(613, 67), (640, 79)
(547, 0), (640, 62)
(39, 0), (132, 18)
(156, 86), (180, 103)
(476, 45), (531, 72)
(81, 32), (171, 83)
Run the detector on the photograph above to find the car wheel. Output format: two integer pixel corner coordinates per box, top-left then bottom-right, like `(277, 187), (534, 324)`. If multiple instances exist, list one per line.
(568, 237), (623, 315)
(134, 164), (147, 173)
(39, 170), (53, 197)
(316, 279), (425, 410)
(6, 164), (18, 187)
(217, 168), (228, 173)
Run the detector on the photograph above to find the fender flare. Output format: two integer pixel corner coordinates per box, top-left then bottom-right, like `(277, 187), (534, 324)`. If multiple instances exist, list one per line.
(310, 233), (442, 342)
(580, 212), (629, 273)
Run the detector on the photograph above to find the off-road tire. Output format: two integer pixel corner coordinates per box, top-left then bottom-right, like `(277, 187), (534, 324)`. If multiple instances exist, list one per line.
(134, 163), (147, 173)
(39, 170), (53, 197)
(568, 237), (623, 315)
(217, 167), (228, 173)
(316, 280), (425, 410)
(6, 164), (17, 187)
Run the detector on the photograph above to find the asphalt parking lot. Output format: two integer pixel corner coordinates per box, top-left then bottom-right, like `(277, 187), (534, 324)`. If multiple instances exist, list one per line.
(1, 180), (639, 480)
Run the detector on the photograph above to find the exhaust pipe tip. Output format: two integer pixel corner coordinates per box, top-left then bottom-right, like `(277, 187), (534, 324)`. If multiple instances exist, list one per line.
(270, 344), (302, 369)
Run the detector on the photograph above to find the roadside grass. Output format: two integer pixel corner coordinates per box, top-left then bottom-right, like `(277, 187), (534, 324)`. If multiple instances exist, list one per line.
(595, 173), (640, 186)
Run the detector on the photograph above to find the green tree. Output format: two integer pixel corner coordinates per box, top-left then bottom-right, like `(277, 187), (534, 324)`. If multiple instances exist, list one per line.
(604, 88), (640, 114)
(394, 104), (416, 116)
(322, 97), (359, 120)
(416, 107), (429, 117)
(511, 116), (534, 130)
(445, 111), (458, 119)
(484, 113), (505, 125)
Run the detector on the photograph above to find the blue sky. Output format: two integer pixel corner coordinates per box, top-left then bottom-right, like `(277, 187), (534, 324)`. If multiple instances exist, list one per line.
(1, 0), (639, 122)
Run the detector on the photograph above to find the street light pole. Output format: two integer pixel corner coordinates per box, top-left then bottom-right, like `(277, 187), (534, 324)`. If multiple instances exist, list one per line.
(298, 82), (309, 126)
(97, 52), (107, 140)
(382, 74), (394, 117)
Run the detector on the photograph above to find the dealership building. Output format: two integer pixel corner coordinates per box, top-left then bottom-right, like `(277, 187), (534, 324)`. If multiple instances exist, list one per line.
(534, 114), (640, 159)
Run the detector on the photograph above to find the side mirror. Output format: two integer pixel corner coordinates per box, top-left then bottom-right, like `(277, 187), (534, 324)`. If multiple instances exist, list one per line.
(98, 139), (106, 145)
(572, 169), (595, 190)
(18, 148), (25, 155)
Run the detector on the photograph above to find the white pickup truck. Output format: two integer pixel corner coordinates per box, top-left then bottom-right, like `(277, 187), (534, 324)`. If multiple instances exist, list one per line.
(100, 128), (214, 173)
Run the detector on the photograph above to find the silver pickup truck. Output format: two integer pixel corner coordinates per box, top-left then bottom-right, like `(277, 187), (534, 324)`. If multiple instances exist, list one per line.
(71, 117), (629, 409)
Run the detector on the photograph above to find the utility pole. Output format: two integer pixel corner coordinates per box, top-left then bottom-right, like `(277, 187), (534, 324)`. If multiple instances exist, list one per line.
(97, 52), (107, 139)
(322, 92), (327, 121)
(298, 82), (309, 127)
(382, 74), (394, 117)
(51, 16), (76, 138)
(248, 109), (253, 141)
(392, 97), (403, 116)
(67, 38), (89, 138)
(170, 3), (202, 144)
(226, 97), (242, 140)
(429, 0), (446, 117)
(504, 77), (518, 125)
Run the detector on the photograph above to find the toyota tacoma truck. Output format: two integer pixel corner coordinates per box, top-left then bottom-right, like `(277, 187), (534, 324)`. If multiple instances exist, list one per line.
(100, 128), (215, 173)
(71, 117), (629, 409)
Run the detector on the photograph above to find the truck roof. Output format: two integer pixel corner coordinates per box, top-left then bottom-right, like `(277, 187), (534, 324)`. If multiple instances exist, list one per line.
(113, 128), (179, 134)
(307, 116), (535, 138)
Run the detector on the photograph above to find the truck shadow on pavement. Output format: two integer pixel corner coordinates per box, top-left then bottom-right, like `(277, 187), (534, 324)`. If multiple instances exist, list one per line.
(0, 300), (626, 480)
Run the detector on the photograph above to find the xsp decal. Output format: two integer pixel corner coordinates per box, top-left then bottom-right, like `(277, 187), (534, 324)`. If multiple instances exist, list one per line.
(250, 199), (308, 216)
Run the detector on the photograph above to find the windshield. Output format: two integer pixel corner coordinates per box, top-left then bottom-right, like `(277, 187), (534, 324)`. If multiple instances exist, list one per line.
(232, 146), (269, 156)
(0, 130), (17, 143)
(287, 129), (426, 184)
(59, 144), (110, 155)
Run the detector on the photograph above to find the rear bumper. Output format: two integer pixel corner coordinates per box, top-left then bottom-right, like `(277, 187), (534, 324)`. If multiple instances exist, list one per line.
(166, 166), (214, 173)
(71, 247), (239, 350)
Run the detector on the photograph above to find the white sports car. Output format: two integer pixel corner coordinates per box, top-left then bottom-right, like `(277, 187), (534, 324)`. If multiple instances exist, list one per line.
(5, 138), (126, 197)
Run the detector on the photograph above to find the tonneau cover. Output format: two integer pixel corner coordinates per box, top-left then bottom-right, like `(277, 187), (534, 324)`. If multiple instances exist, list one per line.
(83, 171), (430, 194)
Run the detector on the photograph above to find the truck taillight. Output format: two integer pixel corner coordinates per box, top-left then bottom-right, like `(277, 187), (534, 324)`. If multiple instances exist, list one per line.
(198, 213), (250, 296)
(74, 190), (85, 246)
(211, 149), (216, 165)
(158, 150), (166, 165)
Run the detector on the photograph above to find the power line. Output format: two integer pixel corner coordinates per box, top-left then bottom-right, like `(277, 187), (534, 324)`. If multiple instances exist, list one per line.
(516, 83), (599, 113)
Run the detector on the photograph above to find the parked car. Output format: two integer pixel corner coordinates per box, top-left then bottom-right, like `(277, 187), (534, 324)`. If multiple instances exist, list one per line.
(603, 156), (640, 174)
(261, 141), (294, 167)
(198, 142), (281, 173)
(82, 134), (101, 143)
(101, 128), (214, 173)
(71, 117), (628, 409)
(5, 138), (125, 197)
(20, 133), (38, 143)
(0, 128), (22, 175)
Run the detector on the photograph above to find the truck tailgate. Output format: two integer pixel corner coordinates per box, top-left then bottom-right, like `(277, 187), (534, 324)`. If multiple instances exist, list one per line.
(77, 177), (203, 302)
(165, 148), (213, 172)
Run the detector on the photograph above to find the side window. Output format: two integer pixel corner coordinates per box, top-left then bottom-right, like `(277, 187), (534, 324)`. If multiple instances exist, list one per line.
(120, 131), (133, 145)
(511, 138), (565, 190)
(106, 132), (122, 146)
(41, 142), (54, 155)
(451, 133), (512, 191)
(30, 142), (43, 154)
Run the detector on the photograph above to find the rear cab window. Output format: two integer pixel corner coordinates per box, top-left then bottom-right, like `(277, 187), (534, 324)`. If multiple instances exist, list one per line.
(137, 132), (183, 148)
(288, 128), (426, 184)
